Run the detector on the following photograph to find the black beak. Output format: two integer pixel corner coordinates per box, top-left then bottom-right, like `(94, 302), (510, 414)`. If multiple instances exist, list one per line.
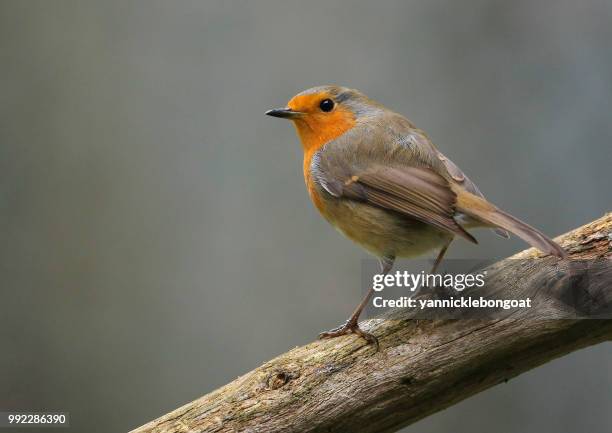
(265, 107), (303, 119)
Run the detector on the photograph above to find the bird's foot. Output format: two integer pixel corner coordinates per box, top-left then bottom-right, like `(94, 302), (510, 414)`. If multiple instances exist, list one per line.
(319, 319), (379, 350)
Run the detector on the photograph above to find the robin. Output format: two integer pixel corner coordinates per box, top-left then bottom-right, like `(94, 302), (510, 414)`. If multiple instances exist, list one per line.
(266, 85), (566, 347)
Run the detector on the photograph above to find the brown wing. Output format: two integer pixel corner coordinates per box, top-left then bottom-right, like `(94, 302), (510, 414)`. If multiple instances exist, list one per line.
(336, 164), (477, 243)
(437, 151), (510, 239)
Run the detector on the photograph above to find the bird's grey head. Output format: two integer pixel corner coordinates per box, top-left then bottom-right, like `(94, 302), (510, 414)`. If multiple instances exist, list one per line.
(265, 85), (384, 121)
(297, 85), (383, 119)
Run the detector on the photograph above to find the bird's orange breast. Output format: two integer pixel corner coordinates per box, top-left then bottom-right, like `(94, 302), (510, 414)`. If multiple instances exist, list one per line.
(288, 105), (356, 215)
(300, 122), (353, 214)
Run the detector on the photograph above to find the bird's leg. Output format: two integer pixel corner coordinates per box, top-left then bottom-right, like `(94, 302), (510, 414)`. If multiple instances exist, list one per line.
(319, 256), (395, 349)
(410, 239), (454, 329)
(430, 238), (453, 274)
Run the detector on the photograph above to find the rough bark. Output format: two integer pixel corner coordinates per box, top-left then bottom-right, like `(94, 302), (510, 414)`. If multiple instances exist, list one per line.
(131, 214), (612, 433)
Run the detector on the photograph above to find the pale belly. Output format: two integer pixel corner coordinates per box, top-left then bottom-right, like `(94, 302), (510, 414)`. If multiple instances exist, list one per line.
(320, 199), (452, 259)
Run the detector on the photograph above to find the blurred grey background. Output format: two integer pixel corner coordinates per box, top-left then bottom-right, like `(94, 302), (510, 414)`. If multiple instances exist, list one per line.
(1, 1), (611, 432)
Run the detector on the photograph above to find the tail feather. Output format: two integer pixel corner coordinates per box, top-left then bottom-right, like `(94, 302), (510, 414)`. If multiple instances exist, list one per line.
(454, 188), (567, 258)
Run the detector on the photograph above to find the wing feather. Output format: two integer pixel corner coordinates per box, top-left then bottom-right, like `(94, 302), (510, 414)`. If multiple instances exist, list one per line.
(343, 165), (477, 243)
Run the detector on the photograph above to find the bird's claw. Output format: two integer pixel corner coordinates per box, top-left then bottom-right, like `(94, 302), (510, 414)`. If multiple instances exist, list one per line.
(319, 320), (379, 351)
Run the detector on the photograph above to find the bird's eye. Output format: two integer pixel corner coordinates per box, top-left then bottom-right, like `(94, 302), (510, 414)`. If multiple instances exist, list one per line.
(319, 99), (335, 112)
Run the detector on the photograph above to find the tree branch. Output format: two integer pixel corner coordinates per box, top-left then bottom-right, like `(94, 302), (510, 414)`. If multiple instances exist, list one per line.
(131, 214), (612, 433)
